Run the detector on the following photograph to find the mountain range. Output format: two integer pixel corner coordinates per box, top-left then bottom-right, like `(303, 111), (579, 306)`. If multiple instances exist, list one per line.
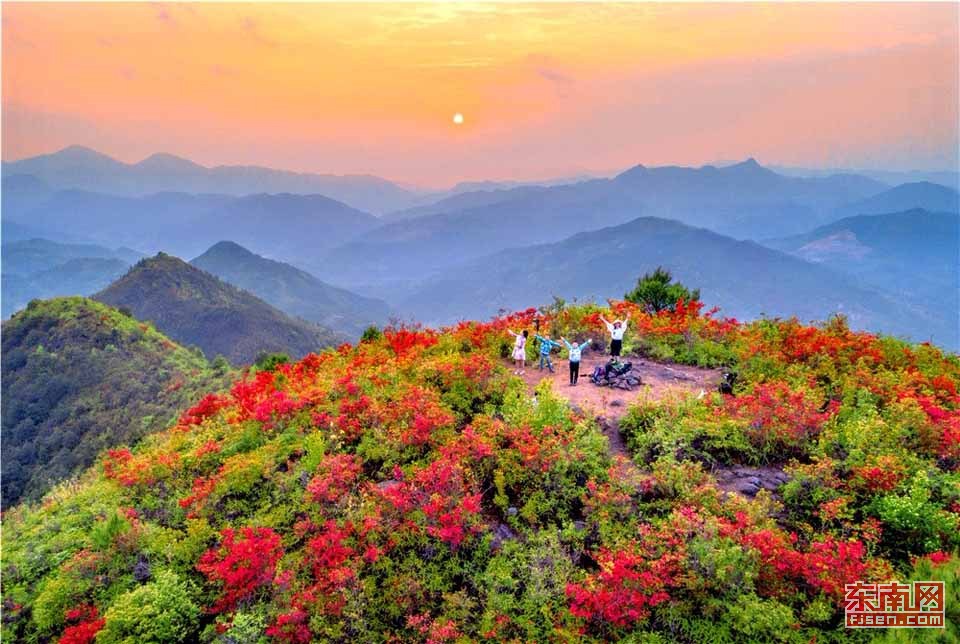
(5, 188), (380, 261)
(314, 159), (900, 289)
(2, 145), (421, 214)
(94, 254), (346, 365)
(765, 209), (959, 322)
(3, 146), (957, 349)
(2, 239), (144, 318)
(401, 216), (956, 348)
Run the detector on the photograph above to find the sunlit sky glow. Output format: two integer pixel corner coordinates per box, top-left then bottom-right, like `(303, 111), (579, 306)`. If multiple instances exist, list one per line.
(2, 2), (958, 188)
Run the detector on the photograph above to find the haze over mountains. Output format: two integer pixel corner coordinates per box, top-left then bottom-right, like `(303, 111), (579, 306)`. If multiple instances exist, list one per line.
(1, 145), (422, 214)
(401, 216), (955, 345)
(2, 145), (958, 349)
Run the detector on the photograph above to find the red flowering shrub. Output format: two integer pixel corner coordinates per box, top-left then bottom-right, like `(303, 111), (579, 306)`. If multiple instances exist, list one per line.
(853, 455), (906, 492)
(179, 393), (229, 427)
(721, 381), (838, 456)
(58, 605), (104, 644)
(197, 527), (284, 613)
(306, 454), (363, 504)
(567, 547), (673, 627)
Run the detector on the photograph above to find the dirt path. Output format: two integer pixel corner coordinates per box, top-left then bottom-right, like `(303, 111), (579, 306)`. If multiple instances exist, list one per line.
(516, 354), (721, 420)
(512, 356), (789, 498)
(514, 355), (722, 461)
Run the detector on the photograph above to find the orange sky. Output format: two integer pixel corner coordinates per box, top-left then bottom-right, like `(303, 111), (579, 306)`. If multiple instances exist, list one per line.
(2, 2), (958, 187)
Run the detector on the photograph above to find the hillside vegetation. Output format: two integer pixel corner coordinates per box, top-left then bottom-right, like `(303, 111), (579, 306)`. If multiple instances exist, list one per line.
(1, 297), (234, 506)
(95, 253), (346, 366)
(3, 299), (958, 642)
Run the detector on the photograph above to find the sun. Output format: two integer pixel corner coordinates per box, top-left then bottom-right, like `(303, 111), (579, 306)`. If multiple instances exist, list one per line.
(452, 112), (464, 125)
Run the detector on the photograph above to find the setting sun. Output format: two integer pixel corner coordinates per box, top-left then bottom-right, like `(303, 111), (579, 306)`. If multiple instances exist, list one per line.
(452, 113), (464, 125)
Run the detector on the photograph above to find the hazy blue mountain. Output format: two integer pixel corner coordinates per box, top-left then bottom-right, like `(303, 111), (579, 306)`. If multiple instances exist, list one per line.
(771, 166), (959, 191)
(94, 253), (346, 365)
(382, 185), (560, 222)
(317, 160), (887, 287)
(6, 189), (380, 261)
(1, 239), (143, 318)
(2, 145), (421, 214)
(833, 182), (959, 218)
(191, 241), (391, 336)
(400, 216), (955, 349)
(764, 209), (958, 322)
(316, 179), (634, 286)
(610, 159), (887, 237)
(3, 258), (131, 319)
(3, 238), (142, 275)
(1, 173), (55, 217)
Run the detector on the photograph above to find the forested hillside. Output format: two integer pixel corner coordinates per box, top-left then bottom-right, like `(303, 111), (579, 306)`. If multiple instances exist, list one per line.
(1, 298), (234, 506)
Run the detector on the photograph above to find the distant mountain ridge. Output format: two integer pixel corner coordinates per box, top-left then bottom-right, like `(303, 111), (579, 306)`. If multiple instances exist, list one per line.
(191, 241), (391, 337)
(400, 216), (955, 348)
(2, 145), (422, 214)
(833, 182), (959, 219)
(316, 159), (889, 288)
(763, 209), (958, 332)
(94, 253), (346, 365)
(2, 239), (144, 318)
(4, 188), (381, 261)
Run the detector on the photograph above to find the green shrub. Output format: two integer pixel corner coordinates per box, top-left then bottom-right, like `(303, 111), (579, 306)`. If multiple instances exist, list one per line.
(98, 569), (200, 644)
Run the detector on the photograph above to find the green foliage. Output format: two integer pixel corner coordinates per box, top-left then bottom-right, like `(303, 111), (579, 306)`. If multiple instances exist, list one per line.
(98, 570), (201, 644)
(253, 352), (290, 372)
(360, 325), (382, 343)
(1, 297), (235, 505)
(624, 266), (700, 313)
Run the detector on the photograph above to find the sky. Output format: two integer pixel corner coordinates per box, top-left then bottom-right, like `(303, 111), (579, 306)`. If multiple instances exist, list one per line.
(2, 2), (958, 188)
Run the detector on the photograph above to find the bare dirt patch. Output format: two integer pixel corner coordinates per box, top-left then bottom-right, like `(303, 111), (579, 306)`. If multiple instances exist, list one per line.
(513, 354), (722, 463)
(515, 354), (722, 421)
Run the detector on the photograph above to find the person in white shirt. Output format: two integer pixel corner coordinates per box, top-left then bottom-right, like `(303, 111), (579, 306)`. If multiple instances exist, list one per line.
(600, 316), (628, 357)
(507, 329), (529, 374)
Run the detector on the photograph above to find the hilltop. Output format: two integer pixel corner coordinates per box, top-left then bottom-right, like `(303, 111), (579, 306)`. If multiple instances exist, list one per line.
(3, 300), (958, 642)
(0, 297), (234, 506)
(94, 254), (346, 366)
(191, 241), (391, 337)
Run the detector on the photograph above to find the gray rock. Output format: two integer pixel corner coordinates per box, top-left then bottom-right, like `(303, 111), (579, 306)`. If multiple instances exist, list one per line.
(734, 480), (761, 496)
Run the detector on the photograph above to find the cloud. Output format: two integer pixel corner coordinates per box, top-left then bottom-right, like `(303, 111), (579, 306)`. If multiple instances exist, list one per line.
(118, 66), (137, 81)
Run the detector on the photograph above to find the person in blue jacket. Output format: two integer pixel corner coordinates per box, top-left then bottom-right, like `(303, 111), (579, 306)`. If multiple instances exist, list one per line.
(561, 336), (592, 385)
(534, 334), (561, 372)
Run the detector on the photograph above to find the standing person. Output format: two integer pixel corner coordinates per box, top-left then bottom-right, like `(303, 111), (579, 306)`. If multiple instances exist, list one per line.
(507, 329), (529, 374)
(560, 336), (592, 386)
(534, 333), (561, 373)
(599, 315), (628, 357)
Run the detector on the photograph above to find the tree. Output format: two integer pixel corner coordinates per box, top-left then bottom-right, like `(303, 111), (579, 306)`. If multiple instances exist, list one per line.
(624, 267), (700, 313)
(253, 352), (290, 372)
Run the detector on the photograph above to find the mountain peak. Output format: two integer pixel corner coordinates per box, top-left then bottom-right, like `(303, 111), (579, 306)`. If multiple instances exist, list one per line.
(96, 251), (345, 365)
(52, 145), (117, 163)
(197, 240), (258, 260)
(136, 152), (203, 171)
